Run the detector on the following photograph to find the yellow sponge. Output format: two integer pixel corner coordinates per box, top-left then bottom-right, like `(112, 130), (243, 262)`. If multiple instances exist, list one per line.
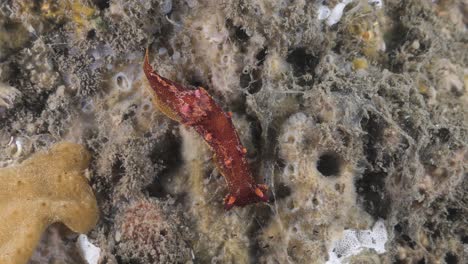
(0, 142), (99, 264)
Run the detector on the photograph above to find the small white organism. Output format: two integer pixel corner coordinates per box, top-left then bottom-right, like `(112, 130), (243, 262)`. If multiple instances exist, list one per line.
(185, 0), (198, 8)
(114, 72), (132, 92)
(317, 5), (331, 21)
(319, 0), (383, 25)
(326, 219), (388, 263)
(9, 137), (25, 158)
(0, 83), (20, 112)
(77, 235), (101, 264)
(327, 1), (351, 26)
(160, 0), (172, 14)
(368, 0), (383, 8)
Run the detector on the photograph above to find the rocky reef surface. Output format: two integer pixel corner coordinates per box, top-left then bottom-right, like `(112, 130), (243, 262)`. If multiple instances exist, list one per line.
(0, 0), (466, 263)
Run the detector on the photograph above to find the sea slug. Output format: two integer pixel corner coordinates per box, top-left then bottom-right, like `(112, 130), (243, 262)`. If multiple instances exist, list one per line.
(143, 50), (268, 210)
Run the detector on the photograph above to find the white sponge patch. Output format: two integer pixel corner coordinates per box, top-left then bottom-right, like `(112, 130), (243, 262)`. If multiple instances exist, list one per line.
(326, 219), (388, 263)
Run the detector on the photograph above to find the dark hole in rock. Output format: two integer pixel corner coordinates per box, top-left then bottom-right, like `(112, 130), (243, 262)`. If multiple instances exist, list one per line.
(275, 158), (286, 170)
(149, 133), (180, 164)
(386, 21), (410, 73)
(286, 48), (319, 77)
(111, 157), (125, 184)
(394, 223), (403, 233)
(386, 20), (409, 53)
(248, 115), (263, 159)
(160, 229), (167, 236)
(417, 258), (426, 264)
(447, 208), (461, 221)
(357, 112), (391, 219)
(122, 107), (136, 121)
(225, 19), (249, 51)
(187, 74), (207, 88)
(355, 171), (390, 219)
(87, 29), (96, 40)
(312, 198), (319, 206)
(424, 221), (441, 239)
(146, 133), (181, 198)
(450, 83), (464, 97)
(445, 252), (458, 264)
(316, 152), (341, 176)
(146, 177), (167, 199)
(115, 256), (123, 264)
(462, 235), (468, 244)
(3, 20), (21, 32)
(240, 73), (251, 88)
(256, 47), (268, 66)
(332, 39), (344, 54)
(235, 26), (249, 42)
(275, 183), (292, 200)
(400, 234), (416, 249)
(93, 0), (110, 10)
(360, 113), (385, 163)
(433, 127), (450, 143)
(250, 69), (263, 93)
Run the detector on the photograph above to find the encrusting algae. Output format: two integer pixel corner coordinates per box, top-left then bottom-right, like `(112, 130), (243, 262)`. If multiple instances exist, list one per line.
(0, 142), (99, 264)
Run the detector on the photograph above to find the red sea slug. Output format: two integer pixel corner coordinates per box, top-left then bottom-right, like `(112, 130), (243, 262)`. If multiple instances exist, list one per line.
(143, 50), (268, 210)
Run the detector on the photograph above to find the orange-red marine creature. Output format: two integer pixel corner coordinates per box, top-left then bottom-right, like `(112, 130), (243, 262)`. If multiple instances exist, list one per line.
(143, 50), (268, 210)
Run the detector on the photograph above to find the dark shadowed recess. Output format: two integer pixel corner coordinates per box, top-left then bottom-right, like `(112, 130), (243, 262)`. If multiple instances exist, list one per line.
(444, 252), (459, 264)
(225, 19), (250, 53)
(317, 152), (342, 177)
(92, 0), (110, 10)
(145, 133), (182, 198)
(247, 206), (274, 263)
(256, 47), (268, 66)
(356, 112), (391, 219)
(239, 47), (268, 94)
(240, 68), (263, 94)
(286, 47), (319, 77)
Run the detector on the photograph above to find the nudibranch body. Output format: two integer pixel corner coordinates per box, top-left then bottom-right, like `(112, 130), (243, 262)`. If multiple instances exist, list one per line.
(143, 50), (268, 210)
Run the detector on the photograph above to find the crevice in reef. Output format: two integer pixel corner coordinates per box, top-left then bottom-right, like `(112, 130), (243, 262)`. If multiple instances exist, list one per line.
(286, 47), (319, 77)
(316, 152), (342, 177)
(146, 132), (182, 198)
(356, 112), (391, 219)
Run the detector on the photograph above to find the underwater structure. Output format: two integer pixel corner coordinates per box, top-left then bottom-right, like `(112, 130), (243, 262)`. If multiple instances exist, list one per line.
(0, 1), (466, 263)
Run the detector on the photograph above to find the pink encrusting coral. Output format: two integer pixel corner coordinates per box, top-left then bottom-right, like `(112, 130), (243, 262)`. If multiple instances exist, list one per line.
(116, 199), (191, 262)
(143, 50), (268, 210)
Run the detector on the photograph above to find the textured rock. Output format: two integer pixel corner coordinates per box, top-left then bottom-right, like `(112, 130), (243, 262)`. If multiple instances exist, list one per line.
(0, 0), (466, 263)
